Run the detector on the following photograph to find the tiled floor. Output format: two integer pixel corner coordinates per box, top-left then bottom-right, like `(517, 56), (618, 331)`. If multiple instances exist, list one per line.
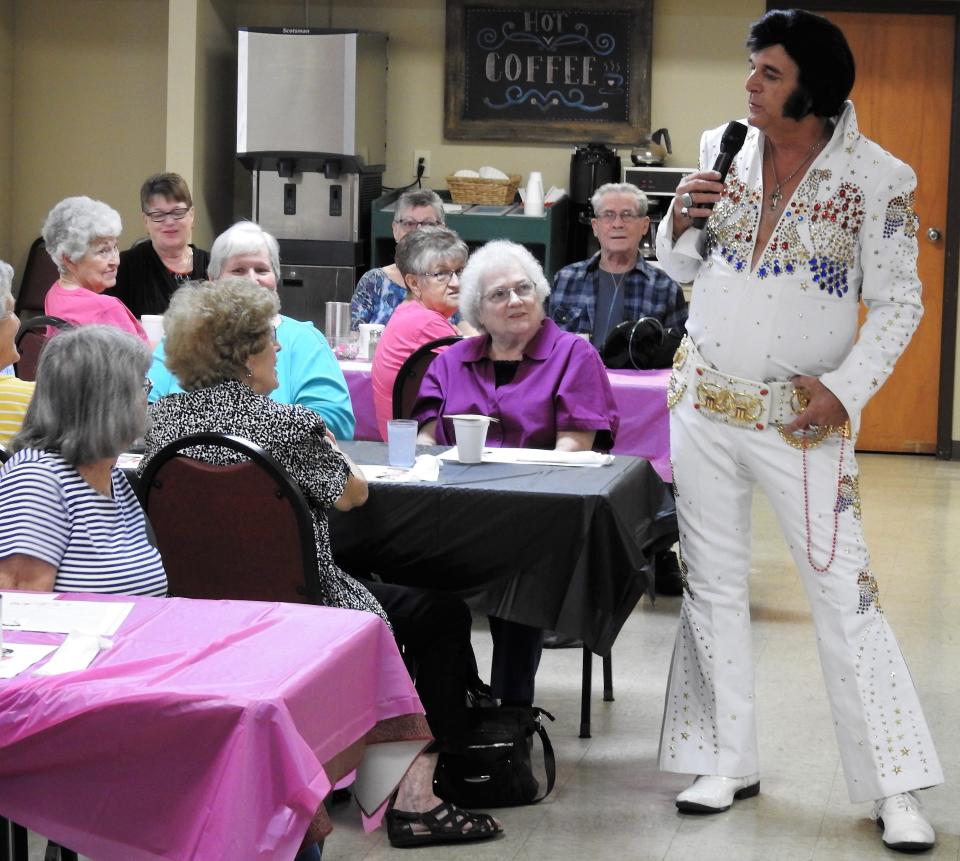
(26, 452), (960, 860)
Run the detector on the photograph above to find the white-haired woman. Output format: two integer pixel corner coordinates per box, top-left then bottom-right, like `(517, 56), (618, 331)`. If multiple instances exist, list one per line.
(350, 189), (447, 329)
(146, 221), (355, 441)
(413, 239), (619, 706)
(0, 326), (165, 595)
(41, 196), (148, 342)
(0, 261), (34, 447)
(370, 226), (472, 439)
(142, 279), (501, 849)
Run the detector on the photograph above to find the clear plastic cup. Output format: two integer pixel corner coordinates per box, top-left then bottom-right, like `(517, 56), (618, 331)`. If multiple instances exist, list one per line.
(387, 419), (418, 468)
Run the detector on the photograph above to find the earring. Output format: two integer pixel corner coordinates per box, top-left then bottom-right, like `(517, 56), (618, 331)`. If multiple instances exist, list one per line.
(244, 367), (253, 378)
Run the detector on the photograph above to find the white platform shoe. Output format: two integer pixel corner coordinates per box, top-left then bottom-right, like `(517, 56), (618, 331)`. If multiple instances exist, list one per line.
(675, 774), (761, 813)
(872, 792), (935, 852)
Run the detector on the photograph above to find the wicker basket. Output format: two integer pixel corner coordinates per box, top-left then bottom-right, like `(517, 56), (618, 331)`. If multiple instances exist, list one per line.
(445, 174), (522, 205)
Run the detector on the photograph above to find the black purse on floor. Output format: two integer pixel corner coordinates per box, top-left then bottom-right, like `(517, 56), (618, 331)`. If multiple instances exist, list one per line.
(433, 706), (556, 808)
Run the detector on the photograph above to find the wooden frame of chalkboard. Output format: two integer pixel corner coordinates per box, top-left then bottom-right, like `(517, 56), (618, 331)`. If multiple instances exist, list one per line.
(444, 0), (652, 144)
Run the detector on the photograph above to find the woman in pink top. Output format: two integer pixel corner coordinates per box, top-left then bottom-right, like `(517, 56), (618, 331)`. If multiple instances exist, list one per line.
(41, 196), (147, 343)
(370, 227), (474, 438)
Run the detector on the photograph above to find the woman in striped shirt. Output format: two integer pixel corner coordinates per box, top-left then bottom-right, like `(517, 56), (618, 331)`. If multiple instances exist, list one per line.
(0, 325), (166, 596)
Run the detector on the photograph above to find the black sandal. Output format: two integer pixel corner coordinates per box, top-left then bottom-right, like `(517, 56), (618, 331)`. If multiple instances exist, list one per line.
(386, 801), (502, 848)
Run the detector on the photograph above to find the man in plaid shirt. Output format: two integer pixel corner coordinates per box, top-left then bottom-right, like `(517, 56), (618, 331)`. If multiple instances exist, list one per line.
(550, 182), (687, 348)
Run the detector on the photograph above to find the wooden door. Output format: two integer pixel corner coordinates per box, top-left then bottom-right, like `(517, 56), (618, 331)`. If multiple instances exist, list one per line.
(824, 12), (953, 453)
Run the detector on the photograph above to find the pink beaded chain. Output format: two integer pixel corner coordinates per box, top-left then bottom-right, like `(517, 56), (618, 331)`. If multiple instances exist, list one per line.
(802, 433), (847, 573)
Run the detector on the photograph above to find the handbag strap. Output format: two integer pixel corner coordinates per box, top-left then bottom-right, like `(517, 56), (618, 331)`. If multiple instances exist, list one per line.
(531, 708), (557, 803)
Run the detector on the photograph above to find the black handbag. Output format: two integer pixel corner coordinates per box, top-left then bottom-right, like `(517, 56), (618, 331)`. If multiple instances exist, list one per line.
(433, 706), (556, 808)
(601, 317), (685, 369)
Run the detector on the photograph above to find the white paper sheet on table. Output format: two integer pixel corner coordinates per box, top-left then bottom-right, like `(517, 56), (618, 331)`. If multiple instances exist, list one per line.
(2, 599), (134, 635)
(34, 631), (112, 676)
(358, 454), (440, 483)
(436, 447), (614, 467)
(0, 643), (58, 679)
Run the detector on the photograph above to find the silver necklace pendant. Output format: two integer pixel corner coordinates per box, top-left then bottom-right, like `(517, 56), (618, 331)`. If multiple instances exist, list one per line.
(769, 187), (782, 210)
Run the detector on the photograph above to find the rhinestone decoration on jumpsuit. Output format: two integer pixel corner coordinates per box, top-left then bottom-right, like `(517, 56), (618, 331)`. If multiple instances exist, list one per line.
(654, 101), (943, 803)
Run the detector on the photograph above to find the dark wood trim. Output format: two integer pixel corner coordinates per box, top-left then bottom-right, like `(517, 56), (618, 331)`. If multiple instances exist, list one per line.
(768, 0), (960, 459)
(953, 440), (960, 459)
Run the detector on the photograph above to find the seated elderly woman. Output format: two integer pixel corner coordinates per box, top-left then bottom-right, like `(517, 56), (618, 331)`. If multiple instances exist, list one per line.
(108, 172), (210, 316)
(0, 261), (34, 448)
(413, 239), (619, 707)
(41, 196), (148, 342)
(147, 221), (354, 440)
(141, 279), (500, 849)
(0, 326), (165, 595)
(370, 226), (471, 439)
(351, 188), (448, 329)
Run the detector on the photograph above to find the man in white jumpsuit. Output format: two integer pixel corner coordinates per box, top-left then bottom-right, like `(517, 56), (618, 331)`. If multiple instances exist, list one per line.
(655, 9), (943, 852)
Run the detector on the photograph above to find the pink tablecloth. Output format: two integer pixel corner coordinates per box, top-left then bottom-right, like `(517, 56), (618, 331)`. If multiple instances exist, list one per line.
(0, 595), (427, 861)
(340, 359), (672, 482)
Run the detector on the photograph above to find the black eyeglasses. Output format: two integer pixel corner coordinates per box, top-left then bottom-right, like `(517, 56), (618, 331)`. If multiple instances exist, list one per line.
(142, 378), (154, 396)
(144, 207), (191, 223)
(421, 268), (464, 284)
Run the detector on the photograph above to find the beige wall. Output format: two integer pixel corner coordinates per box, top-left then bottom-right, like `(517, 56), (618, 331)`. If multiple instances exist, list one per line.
(9, 0), (168, 276)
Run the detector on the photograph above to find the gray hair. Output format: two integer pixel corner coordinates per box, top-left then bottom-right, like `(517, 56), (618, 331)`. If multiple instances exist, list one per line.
(11, 325), (150, 465)
(42, 196), (122, 274)
(590, 182), (649, 217)
(0, 260), (13, 306)
(394, 227), (468, 285)
(394, 189), (445, 225)
(457, 240), (550, 332)
(208, 221), (281, 284)
(163, 278), (280, 391)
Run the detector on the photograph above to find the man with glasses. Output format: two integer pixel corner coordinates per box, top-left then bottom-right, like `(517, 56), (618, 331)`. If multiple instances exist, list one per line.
(551, 182), (687, 595)
(550, 182), (687, 349)
(108, 173), (209, 317)
(350, 189), (448, 330)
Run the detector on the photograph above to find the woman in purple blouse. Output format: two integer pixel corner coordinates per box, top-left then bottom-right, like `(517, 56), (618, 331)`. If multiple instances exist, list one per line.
(412, 239), (619, 706)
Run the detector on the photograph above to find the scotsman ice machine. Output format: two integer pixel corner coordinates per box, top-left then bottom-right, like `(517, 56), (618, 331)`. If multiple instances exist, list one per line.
(237, 28), (387, 329)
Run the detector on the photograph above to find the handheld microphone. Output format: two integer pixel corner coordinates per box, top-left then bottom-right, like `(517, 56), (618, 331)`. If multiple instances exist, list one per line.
(692, 121), (749, 229)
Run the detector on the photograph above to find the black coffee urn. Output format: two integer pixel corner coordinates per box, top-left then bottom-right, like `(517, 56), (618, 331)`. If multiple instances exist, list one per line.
(568, 143), (622, 260)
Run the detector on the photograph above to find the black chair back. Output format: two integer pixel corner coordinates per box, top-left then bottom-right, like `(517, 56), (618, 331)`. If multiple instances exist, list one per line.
(138, 432), (322, 604)
(14, 237), (59, 318)
(0, 446), (9, 464)
(391, 335), (462, 420)
(13, 316), (72, 381)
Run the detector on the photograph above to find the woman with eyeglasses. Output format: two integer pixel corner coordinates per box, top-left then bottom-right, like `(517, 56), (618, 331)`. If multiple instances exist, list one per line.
(370, 227), (475, 440)
(42, 196), (148, 342)
(350, 188), (449, 330)
(0, 325), (166, 596)
(108, 173), (209, 317)
(413, 239), (619, 707)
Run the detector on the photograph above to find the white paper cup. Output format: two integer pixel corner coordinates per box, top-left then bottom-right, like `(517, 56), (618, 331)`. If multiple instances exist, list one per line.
(140, 314), (165, 348)
(452, 416), (489, 463)
(387, 419), (418, 468)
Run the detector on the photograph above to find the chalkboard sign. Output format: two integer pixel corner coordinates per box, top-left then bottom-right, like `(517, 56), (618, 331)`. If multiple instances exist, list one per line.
(445, 0), (652, 144)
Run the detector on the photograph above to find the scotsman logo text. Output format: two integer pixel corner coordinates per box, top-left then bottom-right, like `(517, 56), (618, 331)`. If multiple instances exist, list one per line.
(283, 28), (310, 34)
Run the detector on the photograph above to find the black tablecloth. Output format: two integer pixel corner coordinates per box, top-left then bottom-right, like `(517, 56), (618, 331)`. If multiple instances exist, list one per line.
(330, 442), (677, 655)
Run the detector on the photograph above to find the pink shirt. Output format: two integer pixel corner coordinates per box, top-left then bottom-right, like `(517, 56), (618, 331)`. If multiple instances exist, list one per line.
(371, 300), (458, 440)
(45, 281), (148, 343)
